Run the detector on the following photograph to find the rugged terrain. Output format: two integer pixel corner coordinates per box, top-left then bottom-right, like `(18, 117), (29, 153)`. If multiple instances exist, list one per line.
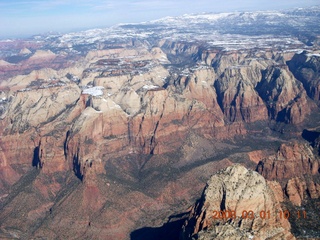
(0, 6), (320, 240)
(181, 165), (295, 240)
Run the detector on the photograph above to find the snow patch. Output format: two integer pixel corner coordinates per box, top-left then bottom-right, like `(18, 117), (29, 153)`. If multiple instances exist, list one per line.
(82, 86), (104, 96)
(307, 53), (320, 57)
(143, 85), (159, 90)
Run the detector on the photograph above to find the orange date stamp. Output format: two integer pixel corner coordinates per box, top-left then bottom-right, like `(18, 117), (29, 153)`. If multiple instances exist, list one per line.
(211, 210), (307, 220)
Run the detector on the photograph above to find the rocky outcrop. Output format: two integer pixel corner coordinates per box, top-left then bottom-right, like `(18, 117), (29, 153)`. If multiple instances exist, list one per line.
(267, 181), (284, 203)
(256, 66), (313, 124)
(0, 79), (85, 194)
(214, 66), (268, 122)
(28, 50), (56, 62)
(285, 177), (320, 206)
(257, 142), (320, 206)
(181, 165), (295, 240)
(210, 49), (313, 124)
(0, 60), (13, 67)
(19, 48), (32, 55)
(160, 40), (201, 64)
(247, 150), (269, 164)
(287, 52), (320, 101)
(257, 142), (319, 181)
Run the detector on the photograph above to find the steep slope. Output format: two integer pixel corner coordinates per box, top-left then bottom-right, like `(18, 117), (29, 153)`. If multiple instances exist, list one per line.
(257, 142), (319, 182)
(287, 52), (320, 102)
(180, 165), (295, 240)
(256, 142), (320, 238)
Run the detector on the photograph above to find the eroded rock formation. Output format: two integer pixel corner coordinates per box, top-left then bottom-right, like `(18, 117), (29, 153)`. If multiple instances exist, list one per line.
(257, 142), (320, 207)
(288, 52), (320, 101)
(257, 142), (319, 181)
(181, 165), (295, 240)
(0, 34), (319, 239)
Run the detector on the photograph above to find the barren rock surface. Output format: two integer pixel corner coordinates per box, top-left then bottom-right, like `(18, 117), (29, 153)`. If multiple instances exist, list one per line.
(257, 142), (319, 181)
(181, 165), (295, 240)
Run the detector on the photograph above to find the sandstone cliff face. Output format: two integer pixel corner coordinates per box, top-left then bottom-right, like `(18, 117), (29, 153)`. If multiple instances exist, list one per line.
(212, 52), (267, 123)
(0, 43), (318, 188)
(210, 49), (313, 124)
(181, 165), (295, 240)
(285, 177), (320, 206)
(257, 142), (319, 181)
(257, 142), (320, 206)
(160, 40), (201, 62)
(288, 53), (320, 101)
(0, 78), (85, 193)
(256, 66), (313, 124)
(214, 66), (268, 122)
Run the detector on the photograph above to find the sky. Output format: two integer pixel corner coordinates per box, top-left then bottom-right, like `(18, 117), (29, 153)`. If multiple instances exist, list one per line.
(0, 0), (319, 39)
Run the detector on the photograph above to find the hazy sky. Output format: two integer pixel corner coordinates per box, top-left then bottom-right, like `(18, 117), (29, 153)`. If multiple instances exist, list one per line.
(0, 0), (319, 39)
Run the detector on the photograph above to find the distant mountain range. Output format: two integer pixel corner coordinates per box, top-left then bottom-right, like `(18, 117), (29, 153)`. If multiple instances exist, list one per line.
(1, 6), (319, 61)
(38, 6), (320, 48)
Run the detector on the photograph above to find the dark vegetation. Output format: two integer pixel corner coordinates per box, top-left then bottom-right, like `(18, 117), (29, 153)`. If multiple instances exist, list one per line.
(285, 197), (320, 238)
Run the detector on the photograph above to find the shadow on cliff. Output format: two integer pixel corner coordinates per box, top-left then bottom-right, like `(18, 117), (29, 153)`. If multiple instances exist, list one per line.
(302, 129), (320, 146)
(32, 146), (42, 168)
(130, 212), (188, 240)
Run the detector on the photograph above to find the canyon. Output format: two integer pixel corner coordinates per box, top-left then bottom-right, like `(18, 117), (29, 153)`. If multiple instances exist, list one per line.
(0, 7), (320, 240)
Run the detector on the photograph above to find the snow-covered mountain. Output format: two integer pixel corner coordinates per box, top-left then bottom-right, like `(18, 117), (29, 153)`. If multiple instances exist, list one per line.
(38, 7), (320, 46)
(1, 6), (320, 60)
